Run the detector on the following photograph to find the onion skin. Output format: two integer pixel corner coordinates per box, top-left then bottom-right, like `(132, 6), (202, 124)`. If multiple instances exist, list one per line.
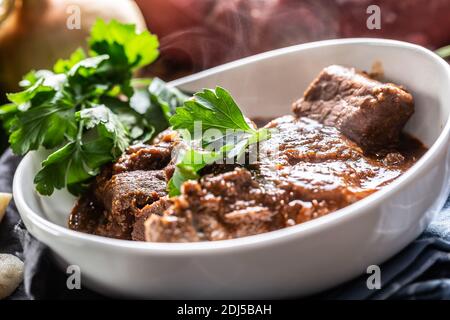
(0, 0), (147, 95)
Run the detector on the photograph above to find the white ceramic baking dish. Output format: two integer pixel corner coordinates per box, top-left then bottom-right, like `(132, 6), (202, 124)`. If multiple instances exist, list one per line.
(13, 38), (450, 299)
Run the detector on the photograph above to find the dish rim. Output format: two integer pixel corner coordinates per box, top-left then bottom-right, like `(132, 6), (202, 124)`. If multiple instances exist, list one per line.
(13, 38), (450, 253)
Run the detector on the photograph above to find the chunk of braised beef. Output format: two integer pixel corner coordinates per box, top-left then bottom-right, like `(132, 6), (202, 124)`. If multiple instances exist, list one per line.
(292, 65), (414, 152)
(112, 145), (172, 174)
(145, 196), (200, 242)
(144, 114), (425, 243)
(70, 66), (426, 243)
(133, 197), (172, 241)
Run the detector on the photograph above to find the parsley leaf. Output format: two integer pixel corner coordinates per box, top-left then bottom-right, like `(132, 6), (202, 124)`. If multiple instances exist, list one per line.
(149, 78), (188, 120)
(34, 136), (116, 196)
(167, 87), (271, 195)
(89, 19), (159, 70)
(0, 103), (18, 131)
(76, 105), (129, 156)
(168, 147), (222, 196)
(7, 81), (77, 156)
(129, 77), (188, 137)
(53, 48), (87, 74)
(8, 102), (76, 155)
(0, 19), (171, 196)
(102, 95), (155, 143)
(7, 77), (55, 111)
(170, 87), (252, 134)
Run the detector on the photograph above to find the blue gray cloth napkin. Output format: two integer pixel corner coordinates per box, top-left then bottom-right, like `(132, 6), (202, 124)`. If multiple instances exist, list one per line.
(1, 149), (450, 300)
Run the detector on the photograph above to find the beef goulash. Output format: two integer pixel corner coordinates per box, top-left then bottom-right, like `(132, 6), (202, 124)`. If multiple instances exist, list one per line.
(292, 65), (414, 152)
(69, 65), (427, 242)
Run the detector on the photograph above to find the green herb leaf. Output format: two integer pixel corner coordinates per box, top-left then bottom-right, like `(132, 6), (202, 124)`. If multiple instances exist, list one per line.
(8, 93), (76, 155)
(130, 85), (168, 136)
(53, 48), (87, 74)
(6, 78), (54, 111)
(226, 128), (271, 159)
(2, 19), (168, 196)
(76, 104), (129, 155)
(170, 86), (252, 135)
(168, 147), (222, 196)
(149, 78), (188, 120)
(167, 87), (271, 195)
(35, 104), (133, 196)
(89, 19), (159, 70)
(0, 103), (19, 131)
(67, 55), (110, 77)
(102, 95), (155, 143)
(34, 136), (116, 196)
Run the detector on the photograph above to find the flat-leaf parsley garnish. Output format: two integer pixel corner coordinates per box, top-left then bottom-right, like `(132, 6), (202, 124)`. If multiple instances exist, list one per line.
(0, 19), (187, 196)
(168, 87), (271, 196)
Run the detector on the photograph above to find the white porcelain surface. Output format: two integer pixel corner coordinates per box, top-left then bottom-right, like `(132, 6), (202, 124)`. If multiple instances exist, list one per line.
(13, 39), (450, 299)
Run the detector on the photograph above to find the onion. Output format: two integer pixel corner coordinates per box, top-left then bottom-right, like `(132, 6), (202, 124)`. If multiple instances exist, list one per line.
(0, 0), (147, 94)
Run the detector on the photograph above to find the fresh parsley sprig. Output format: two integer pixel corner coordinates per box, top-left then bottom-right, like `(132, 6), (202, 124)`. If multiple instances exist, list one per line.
(167, 147), (222, 196)
(168, 87), (271, 196)
(0, 19), (187, 196)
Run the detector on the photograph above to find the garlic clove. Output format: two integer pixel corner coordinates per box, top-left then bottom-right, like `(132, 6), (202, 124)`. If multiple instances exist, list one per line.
(0, 254), (24, 300)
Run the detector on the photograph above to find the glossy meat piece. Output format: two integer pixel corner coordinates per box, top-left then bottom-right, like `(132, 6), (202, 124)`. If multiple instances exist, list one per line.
(133, 197), (172, 241)
(70, 169), (168, 240)
(145, 116), (425, 242)
(69, 130), (180, 240)
(70, 65), (426, 242)
(112, 144), (172, 174)
(292, 65), (414, 152)
(96, 171), (166, 214)
(94, 170), (167, 237)
(112, 130), (179, 174)
(145, 198), (200, 242)
(259, 116), (410, 200)
(145, 168), (286, 242)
